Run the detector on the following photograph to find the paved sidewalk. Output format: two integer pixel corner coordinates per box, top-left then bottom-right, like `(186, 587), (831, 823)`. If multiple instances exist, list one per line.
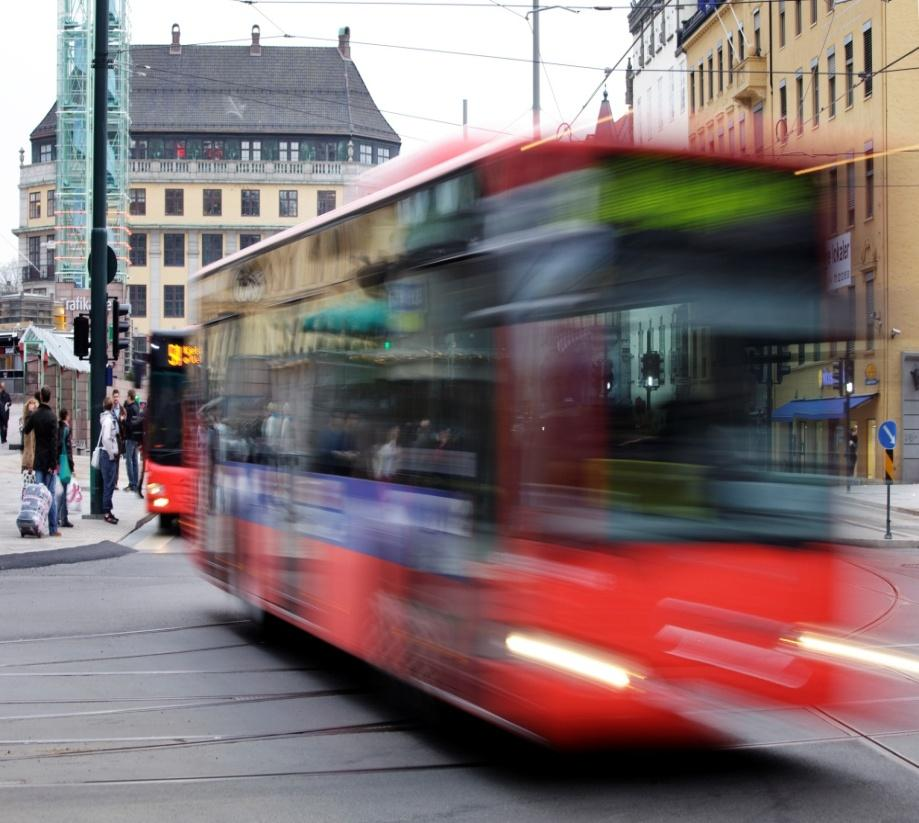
(0, 438), (149, 556)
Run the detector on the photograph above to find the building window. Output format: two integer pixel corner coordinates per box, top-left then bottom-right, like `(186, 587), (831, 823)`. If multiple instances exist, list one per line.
(811, 61), (820, 125)
(865, 276), (875, 351)
(40, 143), (54, 163)
(279, 141), (299, 161)
(359, 144), (373, 165)
(753, 11), (761, 55)
(689, 70), (696, 112)
(129, 188), (146, 216)
(796, 73), (804, 134)
(739, 113), (746, 153)
(727, 34), (734, 83)
(698, 63), (704, 108)
(129, 284), (147, 318)
(241, 189), (260, 217)
(865, 149), (874, 219)
(47, 190), (55, 218)
(129, 233), (147, 267)
(738, 24), (745, 62)
(130, 139), (147, 159)
(202, 233), (223, 266)
(240, 233), (261, 249)
(203, 189), (222, 217)
(241, 140), (262, 161)
(46, 235), (54, 276)
(163, 233), (185, 267)
(163, 285), (185, 319)
(810, 0), (817, 25)
(778, 82), (788, 142)
(279, 190), (298, 218)
(863, 24), (873, 98)
(779, 1), (786, 47)
(28, 236), (41, 268)
(844, 38), (854, 107)
(165, 188), (184, 216)
(728, 120), (735, 154)
(707, 53), (714, 100)
(828, 168), (838, 234)
(846, 161), (856, 226)
(827, 49), (837, 117)
(717, 45), (724, 92)
(378, 147), (391, 164)
(29, 192), (40, 219)
(317, 190), (337, 215)
(795, 0), (802, 35)
(753, 103), (764, 155)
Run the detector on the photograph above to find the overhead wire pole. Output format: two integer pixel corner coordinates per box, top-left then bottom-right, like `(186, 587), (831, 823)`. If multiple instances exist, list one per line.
(89, 0), (109, 517)
(532, 0), (540, 139)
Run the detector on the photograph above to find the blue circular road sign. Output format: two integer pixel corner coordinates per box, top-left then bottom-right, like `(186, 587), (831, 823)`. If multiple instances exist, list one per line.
(878, 420), (897, 450)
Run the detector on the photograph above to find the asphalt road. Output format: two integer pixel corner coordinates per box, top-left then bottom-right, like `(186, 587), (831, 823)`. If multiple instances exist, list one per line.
(2, 533), (919, 822)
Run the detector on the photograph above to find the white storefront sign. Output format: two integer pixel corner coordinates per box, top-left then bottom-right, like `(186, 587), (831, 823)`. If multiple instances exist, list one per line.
(827, 232), (852, 291)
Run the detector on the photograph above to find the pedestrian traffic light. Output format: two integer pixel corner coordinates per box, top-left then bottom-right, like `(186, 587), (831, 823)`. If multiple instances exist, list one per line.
(641, 351), (662, 389)
(112, 298), (130, 361)
(832, 359), (843, 393)
(775, 345), (792, 384)
(844, 358), (855, 395)
(74, 314), (90, 359)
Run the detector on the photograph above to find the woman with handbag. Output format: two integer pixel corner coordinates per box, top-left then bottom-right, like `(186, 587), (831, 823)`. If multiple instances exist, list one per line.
(58, 409), (75, 528)
(20, 396), (38, 483)
(97, 396), (120, 525)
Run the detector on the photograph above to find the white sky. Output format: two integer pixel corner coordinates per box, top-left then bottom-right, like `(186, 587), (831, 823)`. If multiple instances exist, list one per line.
(1, 0), (634, 258)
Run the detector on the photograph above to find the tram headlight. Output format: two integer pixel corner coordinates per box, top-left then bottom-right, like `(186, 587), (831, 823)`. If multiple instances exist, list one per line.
(147, 483), (165, 497)
(505, 632), (636, 690)
(152, 498), (170, 509)
(787, 631), (919, 676)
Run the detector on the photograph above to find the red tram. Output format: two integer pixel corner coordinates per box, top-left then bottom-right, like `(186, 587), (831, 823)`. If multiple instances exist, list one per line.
(189, 139), (893, 746)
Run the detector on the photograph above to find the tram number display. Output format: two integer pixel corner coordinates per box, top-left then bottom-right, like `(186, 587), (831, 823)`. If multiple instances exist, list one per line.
(167, 343), (201, 367)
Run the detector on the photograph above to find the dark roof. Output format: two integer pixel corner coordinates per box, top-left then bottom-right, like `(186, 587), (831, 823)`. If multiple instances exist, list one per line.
(30, 105), (57, 141)
(32, 44), (399, 144)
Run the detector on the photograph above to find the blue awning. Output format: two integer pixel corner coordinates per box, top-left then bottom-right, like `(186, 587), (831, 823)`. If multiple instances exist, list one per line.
(771, 394), (877, 423)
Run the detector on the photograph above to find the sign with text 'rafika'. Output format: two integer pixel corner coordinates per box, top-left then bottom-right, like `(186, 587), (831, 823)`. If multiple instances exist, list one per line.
(827, 232), (852, 291)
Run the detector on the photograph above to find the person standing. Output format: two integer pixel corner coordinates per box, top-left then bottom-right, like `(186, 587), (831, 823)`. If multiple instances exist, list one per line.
(21, 396), (38, 480)
(847, 426), (859, 478)
(99, 396), (120, 524)
(112, 389), (125, 488)
(123, 389), (141, 492)
(22, 387), (61, 537)
(58, 408), (75, 527)
(0, 381), (11, 444)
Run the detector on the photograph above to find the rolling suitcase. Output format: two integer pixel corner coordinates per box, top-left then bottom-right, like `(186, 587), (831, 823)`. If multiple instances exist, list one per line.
(18, 483), (52, 538)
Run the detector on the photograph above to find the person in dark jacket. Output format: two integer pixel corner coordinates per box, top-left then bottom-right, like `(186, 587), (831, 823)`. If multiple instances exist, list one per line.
(0, 381), (11, 444)
(123, 389), (141, 492)
(22, 386), (60, 537)
(58, 408), (75, 528)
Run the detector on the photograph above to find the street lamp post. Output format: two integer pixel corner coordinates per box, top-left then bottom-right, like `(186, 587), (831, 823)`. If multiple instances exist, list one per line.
(532, 0), (540, 140)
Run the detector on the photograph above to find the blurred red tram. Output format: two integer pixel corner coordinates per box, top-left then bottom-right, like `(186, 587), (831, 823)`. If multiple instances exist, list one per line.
(188, 138), (890, 746)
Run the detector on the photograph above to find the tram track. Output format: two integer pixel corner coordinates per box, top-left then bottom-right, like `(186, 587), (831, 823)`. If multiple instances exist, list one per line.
(0, 619), (250, 645)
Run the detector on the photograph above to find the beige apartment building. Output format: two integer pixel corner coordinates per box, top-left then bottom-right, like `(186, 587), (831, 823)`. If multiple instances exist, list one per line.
(678, 0), (919, 480)
(16, 25), (399, 363)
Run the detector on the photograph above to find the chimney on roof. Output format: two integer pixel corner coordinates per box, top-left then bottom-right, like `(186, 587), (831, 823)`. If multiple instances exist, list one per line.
(338, 26), (351, 60)
(170, 23), (181, 55)
(250, 25), (261, 56)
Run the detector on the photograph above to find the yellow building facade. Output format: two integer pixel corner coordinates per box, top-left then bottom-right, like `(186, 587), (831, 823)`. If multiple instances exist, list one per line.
(679, 0), (919, 480)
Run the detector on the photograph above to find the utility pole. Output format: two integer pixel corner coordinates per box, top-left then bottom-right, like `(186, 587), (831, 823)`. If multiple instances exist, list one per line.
(532, 0), (540, 140)
(89, 0), (109, 517)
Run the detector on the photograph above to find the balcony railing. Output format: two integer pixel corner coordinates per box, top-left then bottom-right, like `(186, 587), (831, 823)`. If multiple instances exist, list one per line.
(22, 264), (55, 282)
(128, 158), (364, 181)
(733, 54), (768, 106)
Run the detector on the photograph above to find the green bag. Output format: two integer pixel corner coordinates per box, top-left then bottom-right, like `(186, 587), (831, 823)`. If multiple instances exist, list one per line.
(59, 425), (72, 484)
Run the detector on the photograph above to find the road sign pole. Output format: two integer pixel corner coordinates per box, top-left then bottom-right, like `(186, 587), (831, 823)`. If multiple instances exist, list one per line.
(885, 447), (894, 540)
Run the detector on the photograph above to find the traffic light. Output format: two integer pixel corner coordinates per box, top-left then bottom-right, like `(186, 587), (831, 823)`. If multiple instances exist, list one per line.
(74, 314), (90, 359)
(641, 351), (662, 389)
(832, 360), (843, 394)
(844, 358), (855, 395)
(112, 298), (130, 361)
(775, 345), (792, 384)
